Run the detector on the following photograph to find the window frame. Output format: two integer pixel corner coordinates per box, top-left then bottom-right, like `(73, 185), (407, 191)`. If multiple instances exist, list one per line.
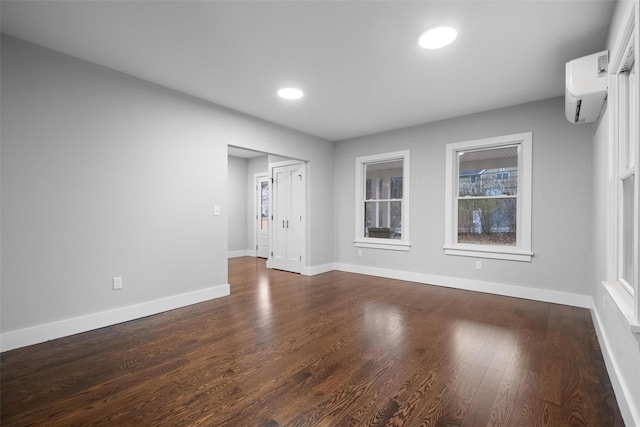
(444, 132), (533, 262)
(354, 150), (411, 251)
(616, 61), (637, 297)
(604, 2), (639, 333)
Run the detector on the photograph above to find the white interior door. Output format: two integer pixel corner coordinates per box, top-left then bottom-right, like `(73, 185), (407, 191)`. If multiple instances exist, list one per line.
(287, 163), (305, 272)
(255, 175), (269, 258)
(270, 162), (305, 273)
(271, 166), (289, 270)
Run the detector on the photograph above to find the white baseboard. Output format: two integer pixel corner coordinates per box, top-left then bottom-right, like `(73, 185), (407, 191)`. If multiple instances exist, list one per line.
(302, 263), (337, 276)
(591, 301), (640, 427)
(0, 284), (230, 352)
(228, 250), (254, 258)
(335, 263), (591, 308)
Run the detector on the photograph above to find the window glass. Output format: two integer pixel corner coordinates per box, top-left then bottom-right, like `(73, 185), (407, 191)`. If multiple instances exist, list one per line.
(390, 177), (403, 199)
(260, 181), (269, 230)
(363, 160), (403, 240)
(625, 62), (636, 170)
(622, 174), (635, 288)
(457, 147), (518, 246)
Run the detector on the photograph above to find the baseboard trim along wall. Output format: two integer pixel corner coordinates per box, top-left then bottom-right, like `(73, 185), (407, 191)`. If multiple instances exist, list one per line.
(590, 301), (639, 427)
(0, 284), (230, 352)
(302, 263), (337, 276)
(335, 263), (592, 308)
(228, 250), (255, 258)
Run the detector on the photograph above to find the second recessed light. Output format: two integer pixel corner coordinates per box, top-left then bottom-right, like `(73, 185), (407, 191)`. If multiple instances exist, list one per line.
(278, 87), (304, 100)
(419, 26), (457, 49)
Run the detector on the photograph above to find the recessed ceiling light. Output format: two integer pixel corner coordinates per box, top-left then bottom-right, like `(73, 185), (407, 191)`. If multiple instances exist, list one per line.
(277, 87), (304, 100)
(419, 26), (457, 49)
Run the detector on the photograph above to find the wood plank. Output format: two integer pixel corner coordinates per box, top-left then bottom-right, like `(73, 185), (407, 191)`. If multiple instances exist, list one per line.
(0, 257), (624, 426)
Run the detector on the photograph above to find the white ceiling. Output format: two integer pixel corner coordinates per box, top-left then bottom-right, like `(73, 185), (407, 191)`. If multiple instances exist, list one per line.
(1, 1), (615, 141)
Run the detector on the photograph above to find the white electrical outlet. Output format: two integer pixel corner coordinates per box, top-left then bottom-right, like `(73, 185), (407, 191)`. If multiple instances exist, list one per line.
(358, 249), (363, 257)
(475, 261), (482, 270)
(113, 276), (123, 290)
(214, 205), (221, 216)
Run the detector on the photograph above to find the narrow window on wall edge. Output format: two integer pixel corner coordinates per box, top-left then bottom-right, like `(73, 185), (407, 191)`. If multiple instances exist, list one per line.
(355, 150), (410, 251)
(444, 132), (533, 262)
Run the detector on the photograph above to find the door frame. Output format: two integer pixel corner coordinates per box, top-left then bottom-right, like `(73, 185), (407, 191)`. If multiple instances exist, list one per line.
(254, 173), (269, 258)
(266, 160), (307, 272)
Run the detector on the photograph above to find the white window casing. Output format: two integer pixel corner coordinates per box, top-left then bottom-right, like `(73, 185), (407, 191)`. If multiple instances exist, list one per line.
(603, 0), (639, 333)
(354, 150), (410, 251)
(444, 132), (533, 262)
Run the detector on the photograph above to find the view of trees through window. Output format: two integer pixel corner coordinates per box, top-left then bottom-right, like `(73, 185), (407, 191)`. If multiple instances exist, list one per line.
(364, 160), (403, 239)
(457, 147), (518, 246)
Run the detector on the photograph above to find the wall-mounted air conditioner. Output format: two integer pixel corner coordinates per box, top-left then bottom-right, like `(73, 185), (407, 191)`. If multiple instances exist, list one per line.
(565, 51), (609, 123)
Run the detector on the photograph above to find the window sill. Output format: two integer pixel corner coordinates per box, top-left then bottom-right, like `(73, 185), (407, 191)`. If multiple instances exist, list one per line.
(603, 281), (640, 334)
(443, 245), (533, 262)
(354, 239), (411, 251)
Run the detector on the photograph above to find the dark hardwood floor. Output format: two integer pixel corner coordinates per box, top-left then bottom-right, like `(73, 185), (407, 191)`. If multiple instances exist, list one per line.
(1, 257), (624, 426)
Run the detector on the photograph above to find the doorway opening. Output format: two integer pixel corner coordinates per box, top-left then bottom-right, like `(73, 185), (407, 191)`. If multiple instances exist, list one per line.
(227, 146), (307, 274)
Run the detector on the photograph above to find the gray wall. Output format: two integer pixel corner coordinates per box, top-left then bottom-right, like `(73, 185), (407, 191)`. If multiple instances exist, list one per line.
(227, 155), (248, 253)
(1, 35), (334, 333)
(334, 97), (594, 296)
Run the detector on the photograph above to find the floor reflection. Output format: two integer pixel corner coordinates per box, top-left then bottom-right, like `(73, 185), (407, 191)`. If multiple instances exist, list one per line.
(257, 277), (273, 323)
(451, 320), (521, 377)
(362, 301), (406, 355)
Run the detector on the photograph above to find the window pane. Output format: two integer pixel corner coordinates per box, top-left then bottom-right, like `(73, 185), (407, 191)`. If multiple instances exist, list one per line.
(365, 160), (403, 200)
(390, 177), (403, 199)
(457, 198), (516, 245)
(630, 62), (636, 168)
(365, 201), (402, 239)
(260, 181), (269, 230)
(625, 62), (636, 169)
(459, 147), (518, 197)
(622, 175), (635, 287)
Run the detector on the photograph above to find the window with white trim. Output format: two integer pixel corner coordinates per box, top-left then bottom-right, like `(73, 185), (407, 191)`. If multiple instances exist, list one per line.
(602, 2), (640, 335)
(444, 133), (533, 261)
(603, 4), (639, 333)
(355, 151), (410, 251)
(614, 53), (637, 298)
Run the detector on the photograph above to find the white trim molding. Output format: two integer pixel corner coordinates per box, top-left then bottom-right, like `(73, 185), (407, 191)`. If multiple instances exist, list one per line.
(0, 284), (230, 352)
(253, 172), (269, 260)
(444, 132), (533, 262)
(301, 263), (337, 276)
(606, 0), (639, 327)
(603, 280), (640, 334)
(353, 240), (411, 251)
(335, 263), (590, 308)
(591, 299), (640, 427)
(443, 246), (533, 262)
(355, 150), (411, 252)
(228, 250), (255, 258)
